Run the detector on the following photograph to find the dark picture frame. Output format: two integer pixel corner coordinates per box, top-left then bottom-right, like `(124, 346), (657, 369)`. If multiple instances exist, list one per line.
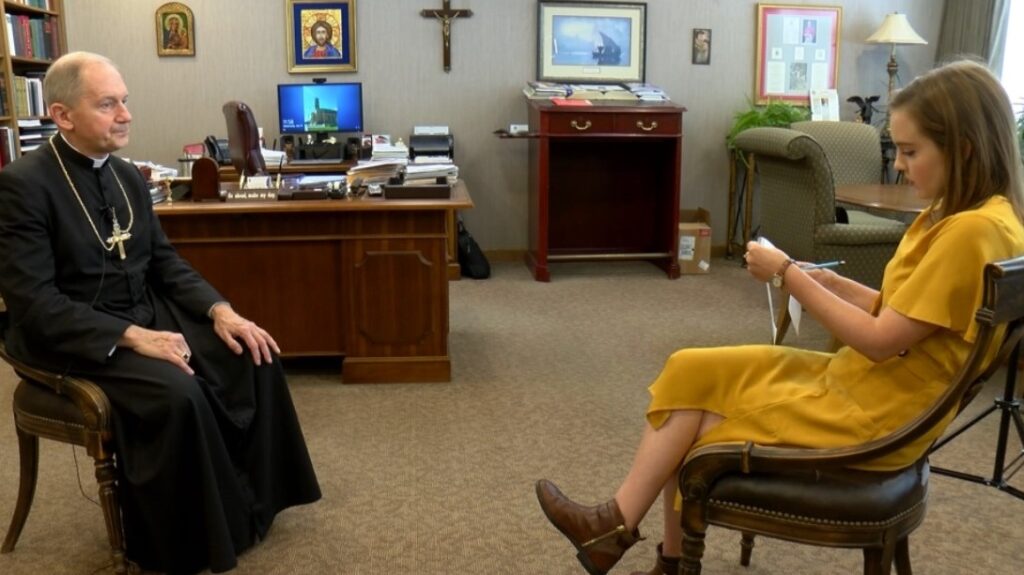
(286, 0), (357, 73)
(155, 2), (195, 57)
(537, 1), (647, 84)
(692, 28), (711, 65)
(755, 3), (842, 105)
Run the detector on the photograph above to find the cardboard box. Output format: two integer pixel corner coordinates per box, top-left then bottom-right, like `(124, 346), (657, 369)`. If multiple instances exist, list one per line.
(678, 208), (712, 274)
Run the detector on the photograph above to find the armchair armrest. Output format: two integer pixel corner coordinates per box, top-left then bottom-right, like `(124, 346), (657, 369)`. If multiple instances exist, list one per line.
(0, 341), (113, 433)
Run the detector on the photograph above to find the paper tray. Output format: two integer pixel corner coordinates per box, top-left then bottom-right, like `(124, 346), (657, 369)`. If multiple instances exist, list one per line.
(383, 183), (451, 199)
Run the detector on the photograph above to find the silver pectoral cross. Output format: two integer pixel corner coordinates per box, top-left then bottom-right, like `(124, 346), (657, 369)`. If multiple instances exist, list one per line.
(107, 213), (131, 260)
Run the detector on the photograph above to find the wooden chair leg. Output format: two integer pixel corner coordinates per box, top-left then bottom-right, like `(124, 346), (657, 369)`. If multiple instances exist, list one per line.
(739, 532), (756, 566)
(863, 547), (886, 575)
(2, 428), (39, 554)
(773, 304), (792, 345)
(680, 531), (707, 575)
(94, 455), (127, 575)
(894, 538), (912, 575)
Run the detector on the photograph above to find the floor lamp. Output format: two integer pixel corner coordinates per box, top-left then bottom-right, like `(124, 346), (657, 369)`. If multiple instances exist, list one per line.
(865, 13), (927, 136)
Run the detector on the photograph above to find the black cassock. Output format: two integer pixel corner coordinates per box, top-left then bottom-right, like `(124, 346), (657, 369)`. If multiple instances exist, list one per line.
(0, 136), (321, 574)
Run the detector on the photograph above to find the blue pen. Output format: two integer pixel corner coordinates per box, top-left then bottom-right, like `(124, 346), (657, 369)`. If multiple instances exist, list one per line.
(800, 260), (845, 270)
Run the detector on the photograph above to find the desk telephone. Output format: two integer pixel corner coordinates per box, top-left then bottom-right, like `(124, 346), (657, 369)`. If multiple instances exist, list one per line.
(204, 135), (231, 165)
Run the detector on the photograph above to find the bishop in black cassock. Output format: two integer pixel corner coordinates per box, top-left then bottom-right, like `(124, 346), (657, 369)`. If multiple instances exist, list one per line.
(0, 93), (321, 573)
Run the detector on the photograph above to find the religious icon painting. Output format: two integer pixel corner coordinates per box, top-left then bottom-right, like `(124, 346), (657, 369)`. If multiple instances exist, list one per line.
(155, 2), (195, 57)
(286, 0), (358, 73)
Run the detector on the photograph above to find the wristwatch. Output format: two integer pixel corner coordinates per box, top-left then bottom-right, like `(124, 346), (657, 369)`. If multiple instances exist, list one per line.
(772, 258), (797, 288)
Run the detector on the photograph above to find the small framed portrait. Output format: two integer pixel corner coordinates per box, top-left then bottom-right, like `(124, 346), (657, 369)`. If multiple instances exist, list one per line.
(155, 2), (195, 57)
(537, 1), (646, 84)
(286, 0), (357, 73)
(692, 28), (711, 65)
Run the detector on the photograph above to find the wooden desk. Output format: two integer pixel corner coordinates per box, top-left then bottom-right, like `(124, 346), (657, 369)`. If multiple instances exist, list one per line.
(213, 159), (462, 280)
(154, 182), (473, 383)
(525, 99), (685, 281)
(835, 184), (927, 213)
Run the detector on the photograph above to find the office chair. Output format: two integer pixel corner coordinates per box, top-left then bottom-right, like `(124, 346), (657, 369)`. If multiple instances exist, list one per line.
(677, 255), (1024, 575)
(0, 308), (128, 573)
(791, 120), (884, 186)
(221, 101), (267, 177)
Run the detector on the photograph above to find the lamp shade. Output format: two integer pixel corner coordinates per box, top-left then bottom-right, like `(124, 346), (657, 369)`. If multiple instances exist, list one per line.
(866, 13), (927, 45)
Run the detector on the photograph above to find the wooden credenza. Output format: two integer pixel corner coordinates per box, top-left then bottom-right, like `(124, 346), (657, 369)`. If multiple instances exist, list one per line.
(154, 182), (473, 383)
(525, 99), (686, 281)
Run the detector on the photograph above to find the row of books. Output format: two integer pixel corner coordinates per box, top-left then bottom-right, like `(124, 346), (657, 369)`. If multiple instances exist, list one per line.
(12, 74), (45, 117)
(0, 127), (15, 168)
(9, 0), (54, 9)
(18, 118), (57, 154)
(522, 81), (670, 102)
(5, 13), (60, 61)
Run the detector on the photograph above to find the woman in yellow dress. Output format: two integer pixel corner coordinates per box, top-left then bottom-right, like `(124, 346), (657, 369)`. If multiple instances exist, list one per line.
(536, 59), (1024, 575)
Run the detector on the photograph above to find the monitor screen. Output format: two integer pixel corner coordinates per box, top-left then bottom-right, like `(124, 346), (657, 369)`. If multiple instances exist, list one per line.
(277, 82), (363, 135)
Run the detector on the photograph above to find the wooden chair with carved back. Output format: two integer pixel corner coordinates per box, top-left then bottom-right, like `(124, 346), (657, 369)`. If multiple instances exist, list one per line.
(677, 255), (1024, 575)
(0, 299), (128, 574)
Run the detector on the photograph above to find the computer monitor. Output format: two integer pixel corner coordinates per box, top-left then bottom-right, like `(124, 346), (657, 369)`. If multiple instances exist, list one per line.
(277, 82), (363, 141)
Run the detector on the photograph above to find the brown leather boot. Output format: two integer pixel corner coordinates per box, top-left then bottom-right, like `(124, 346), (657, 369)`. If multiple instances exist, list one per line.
(536, 479), (644, 575)
(630, 543), (681, 575)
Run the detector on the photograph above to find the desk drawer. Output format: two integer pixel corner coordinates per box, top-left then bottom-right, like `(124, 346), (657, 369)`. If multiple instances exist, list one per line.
(613, 113), (680, 135)
(548, 113), (614, 134)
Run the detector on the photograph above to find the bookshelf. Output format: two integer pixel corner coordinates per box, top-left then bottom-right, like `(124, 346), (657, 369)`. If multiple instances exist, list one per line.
(0, 0), (65, 168)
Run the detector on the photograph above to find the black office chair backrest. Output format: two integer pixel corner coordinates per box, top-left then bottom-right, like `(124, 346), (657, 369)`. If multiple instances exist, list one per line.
(221, 101), (266, 177)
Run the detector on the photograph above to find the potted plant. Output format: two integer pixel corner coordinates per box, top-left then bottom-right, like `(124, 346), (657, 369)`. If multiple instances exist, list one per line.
(726, 99), (810, 161)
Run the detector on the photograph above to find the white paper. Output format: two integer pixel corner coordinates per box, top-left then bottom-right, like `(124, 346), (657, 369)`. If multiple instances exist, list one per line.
(757, 237), (803, 342)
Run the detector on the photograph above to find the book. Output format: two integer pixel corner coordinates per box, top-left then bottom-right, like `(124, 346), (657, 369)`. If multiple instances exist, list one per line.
(551, 98), (592, 106)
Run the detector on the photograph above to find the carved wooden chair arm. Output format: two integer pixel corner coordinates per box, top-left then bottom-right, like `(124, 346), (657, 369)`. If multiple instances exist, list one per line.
(0, 343), (113, 433)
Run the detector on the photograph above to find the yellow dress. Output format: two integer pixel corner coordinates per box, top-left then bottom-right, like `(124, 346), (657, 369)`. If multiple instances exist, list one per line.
(647, 195), (1024, 470)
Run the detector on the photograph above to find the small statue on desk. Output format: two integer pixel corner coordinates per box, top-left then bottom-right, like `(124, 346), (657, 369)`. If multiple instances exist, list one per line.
(847, 95), (881, 126)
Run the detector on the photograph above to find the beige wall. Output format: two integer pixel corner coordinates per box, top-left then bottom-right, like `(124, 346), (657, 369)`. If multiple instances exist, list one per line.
(65, 0), (942, 251)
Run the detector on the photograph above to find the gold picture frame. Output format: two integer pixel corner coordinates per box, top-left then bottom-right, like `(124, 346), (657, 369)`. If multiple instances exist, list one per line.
(755, 4), (842, 105)
(155, 2), (195, 57)
(286, 0), (358, 74)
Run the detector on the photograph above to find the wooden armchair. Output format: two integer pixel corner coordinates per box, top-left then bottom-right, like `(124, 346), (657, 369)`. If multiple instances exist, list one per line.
(678, 255), (1024, 575)
(0, 329), (127, 574)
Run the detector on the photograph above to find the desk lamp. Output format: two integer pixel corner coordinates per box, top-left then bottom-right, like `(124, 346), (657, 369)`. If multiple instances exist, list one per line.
(866, 13), (927, 135)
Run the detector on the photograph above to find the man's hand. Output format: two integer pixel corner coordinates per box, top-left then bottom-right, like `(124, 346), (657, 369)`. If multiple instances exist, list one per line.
(119, 325), (194, 375)
(209, 303), (280, 365)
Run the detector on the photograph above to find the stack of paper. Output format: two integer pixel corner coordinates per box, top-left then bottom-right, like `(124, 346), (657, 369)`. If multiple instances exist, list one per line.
(348, 160), (405, 185)
(622, 82), (670, 102)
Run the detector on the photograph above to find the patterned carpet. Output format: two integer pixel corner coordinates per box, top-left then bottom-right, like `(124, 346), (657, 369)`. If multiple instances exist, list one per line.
(0, 259), (1020, 574)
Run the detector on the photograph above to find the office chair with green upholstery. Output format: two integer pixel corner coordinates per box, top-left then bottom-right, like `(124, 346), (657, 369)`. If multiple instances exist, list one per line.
(791, 120), (884, 186)
(733, 127), (906, 290)
(678, 255), (1024, 575)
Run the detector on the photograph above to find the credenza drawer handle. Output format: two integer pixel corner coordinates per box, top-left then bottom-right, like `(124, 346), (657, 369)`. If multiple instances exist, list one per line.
(636, 120), (659, 131)
(570, 119), (592, 131)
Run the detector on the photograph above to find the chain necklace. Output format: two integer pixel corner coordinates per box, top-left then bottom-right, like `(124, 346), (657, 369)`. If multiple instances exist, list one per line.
(50, 136), (134, 259)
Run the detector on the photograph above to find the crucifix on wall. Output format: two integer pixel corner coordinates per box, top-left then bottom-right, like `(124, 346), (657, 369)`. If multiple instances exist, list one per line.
(420, 0), (473, 72)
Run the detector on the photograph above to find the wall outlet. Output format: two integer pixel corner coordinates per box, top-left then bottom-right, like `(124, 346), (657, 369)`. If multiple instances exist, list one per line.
(509, 123), (529, 135)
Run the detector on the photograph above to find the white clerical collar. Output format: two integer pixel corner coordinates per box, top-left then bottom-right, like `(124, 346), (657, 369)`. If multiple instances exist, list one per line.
(59, 134), (110, 168)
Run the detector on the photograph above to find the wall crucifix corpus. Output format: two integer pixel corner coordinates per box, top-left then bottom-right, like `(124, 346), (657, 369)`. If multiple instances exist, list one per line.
(420, 0), (473, 72)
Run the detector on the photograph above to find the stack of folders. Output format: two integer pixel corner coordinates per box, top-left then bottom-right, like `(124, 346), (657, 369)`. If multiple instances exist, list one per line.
(370, 138), (409, 163)
(523, 81), (570, 99)
(347, 160), (405, 185)
(404, 163), (458, 185)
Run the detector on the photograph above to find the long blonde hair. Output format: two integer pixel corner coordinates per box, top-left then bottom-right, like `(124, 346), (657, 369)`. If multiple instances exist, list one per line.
(890, 60), (1024, 222)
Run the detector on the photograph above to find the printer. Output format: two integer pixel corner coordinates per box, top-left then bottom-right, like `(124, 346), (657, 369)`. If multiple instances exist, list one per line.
(409, 134), (455, 162)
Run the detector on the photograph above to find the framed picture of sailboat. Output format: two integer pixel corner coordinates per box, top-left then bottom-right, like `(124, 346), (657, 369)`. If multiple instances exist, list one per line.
(537, 1), (646, 83)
